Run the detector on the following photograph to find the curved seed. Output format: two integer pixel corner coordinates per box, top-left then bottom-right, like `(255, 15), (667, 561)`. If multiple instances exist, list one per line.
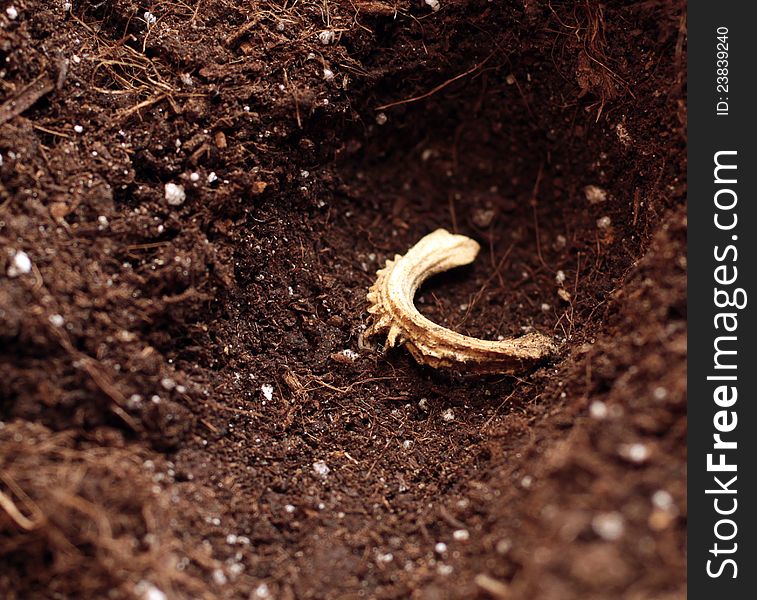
(365, 229), (558, 374)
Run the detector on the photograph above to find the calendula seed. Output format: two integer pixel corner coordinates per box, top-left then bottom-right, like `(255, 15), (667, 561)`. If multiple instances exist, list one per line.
(365, 229), (557, 374)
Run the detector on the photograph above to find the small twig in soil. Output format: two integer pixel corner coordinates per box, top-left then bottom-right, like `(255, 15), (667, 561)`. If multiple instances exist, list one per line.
(438, 505), (467, 529)
(225, 14), (263, 48)
(375, 51), (497, 111)
(0, 473), (45, 531)
(447, 192), (458, 233)
(474, 574), (510, 600)
(284, 68), (302, 128)
(32, 124), (72, 139)
(481, 389), (518, 432)
(530, 162), (551, 273)
(306, 375), (397, 395)
(0, 76), (54, 126)
(116, 94), (167, 121)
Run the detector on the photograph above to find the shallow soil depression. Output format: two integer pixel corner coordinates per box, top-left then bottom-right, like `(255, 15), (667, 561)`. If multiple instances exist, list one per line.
(1, 1), (686, 599)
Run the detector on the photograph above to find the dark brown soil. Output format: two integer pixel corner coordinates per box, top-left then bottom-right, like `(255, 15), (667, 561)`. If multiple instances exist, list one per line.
(1, 1), (686, 598)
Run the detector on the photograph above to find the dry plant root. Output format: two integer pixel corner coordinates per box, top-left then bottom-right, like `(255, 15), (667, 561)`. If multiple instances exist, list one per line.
(366, 229), (558, 374)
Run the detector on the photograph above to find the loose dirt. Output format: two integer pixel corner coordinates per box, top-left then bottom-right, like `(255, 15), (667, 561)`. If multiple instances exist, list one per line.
(1, 1), (686, 598)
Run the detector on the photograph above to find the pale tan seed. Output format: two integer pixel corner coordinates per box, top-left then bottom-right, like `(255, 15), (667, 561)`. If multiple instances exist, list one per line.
(365, 229), (558, 374)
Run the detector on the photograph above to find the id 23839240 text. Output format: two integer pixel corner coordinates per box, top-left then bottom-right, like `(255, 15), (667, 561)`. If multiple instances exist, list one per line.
(716, 26), (729, 116)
